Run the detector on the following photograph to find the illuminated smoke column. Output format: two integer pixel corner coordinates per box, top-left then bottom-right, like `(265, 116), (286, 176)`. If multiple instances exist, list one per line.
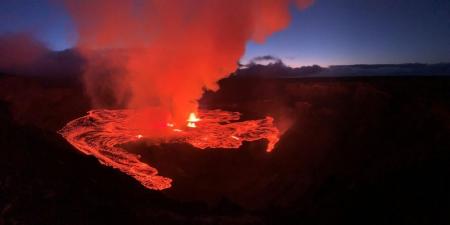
(64, 0), (314, 124)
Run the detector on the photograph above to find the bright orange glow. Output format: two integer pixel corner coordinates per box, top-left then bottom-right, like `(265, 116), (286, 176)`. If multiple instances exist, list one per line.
(187, 112), (200, 128)
(59, 109), (280, 190)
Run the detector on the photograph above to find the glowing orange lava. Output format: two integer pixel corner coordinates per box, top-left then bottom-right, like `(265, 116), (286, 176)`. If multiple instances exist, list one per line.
(186, 112), (200, 128)
(59, 109), (280, 190)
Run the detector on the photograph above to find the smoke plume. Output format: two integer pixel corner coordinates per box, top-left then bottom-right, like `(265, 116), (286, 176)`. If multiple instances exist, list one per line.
(0, 33), (48, 74)
(64, 0), (313, 124)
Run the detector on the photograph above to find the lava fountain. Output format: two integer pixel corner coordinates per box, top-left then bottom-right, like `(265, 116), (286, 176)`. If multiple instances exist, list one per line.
(59, 109), (279, 190)
(187, 112), (200, 128)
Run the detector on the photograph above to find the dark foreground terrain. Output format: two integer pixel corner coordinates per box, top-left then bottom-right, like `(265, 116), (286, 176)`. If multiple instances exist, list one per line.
(1, 74), (450, 225)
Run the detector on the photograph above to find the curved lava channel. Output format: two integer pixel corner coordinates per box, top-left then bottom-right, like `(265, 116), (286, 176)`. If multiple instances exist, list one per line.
(59, 109), (280, 190)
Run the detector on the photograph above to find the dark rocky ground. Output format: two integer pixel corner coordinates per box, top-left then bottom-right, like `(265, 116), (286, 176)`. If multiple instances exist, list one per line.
(1, 74), (450, 225)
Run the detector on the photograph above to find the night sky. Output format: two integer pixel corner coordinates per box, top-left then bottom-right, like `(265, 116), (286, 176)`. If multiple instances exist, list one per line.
(1, 0), (449, 67)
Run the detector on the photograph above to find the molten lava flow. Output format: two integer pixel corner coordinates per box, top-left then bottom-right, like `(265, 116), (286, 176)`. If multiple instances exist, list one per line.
(182, 110), (280, 152)
(59, 109), (280, 190)
(58, 110), (172, 190)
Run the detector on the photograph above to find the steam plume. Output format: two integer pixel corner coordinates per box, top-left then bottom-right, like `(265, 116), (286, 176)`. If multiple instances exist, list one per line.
(64, 0), (313, 124)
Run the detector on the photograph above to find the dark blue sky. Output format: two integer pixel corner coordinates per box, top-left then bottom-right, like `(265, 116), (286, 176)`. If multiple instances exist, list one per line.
(1, 0), (449, 66)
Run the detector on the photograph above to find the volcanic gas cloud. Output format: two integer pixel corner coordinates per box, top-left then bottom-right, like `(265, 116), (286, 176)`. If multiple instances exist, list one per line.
(60, 0), (313, 190)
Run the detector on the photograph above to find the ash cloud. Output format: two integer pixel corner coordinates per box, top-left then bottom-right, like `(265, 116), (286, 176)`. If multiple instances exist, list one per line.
(248, 55), (283, 66)
(238, 58), (450, 78)
(0, 33), (84, 77)
(0, 33), (48, 74)
(63, 0), (314, 124)
(240, 56), (323, 77)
